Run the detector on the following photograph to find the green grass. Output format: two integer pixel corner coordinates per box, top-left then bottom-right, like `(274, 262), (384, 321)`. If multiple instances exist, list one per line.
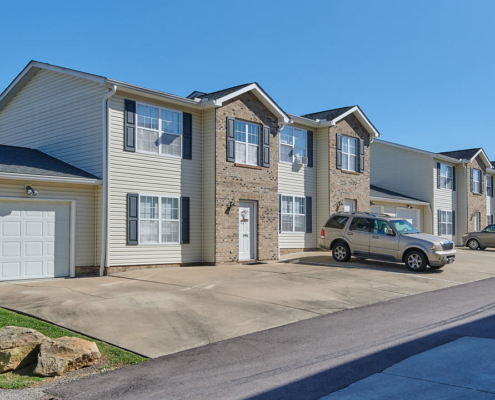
(0, 307), (147, 389)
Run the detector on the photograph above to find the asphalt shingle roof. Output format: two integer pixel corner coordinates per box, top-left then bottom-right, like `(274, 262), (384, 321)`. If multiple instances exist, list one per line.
(186, 83), (252, 101)
(0, 145), (100, 180)
(439, 148), (481, 160)
(370, 185), (428, 204)
(301, 106), (355, 121)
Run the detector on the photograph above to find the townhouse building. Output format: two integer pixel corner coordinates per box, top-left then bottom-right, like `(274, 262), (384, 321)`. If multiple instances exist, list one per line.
(371, 140), (495, 245)
(0, 61), (380, 281)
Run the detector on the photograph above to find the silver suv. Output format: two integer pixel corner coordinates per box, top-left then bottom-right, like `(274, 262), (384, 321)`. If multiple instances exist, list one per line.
(320, 212), (456, 272)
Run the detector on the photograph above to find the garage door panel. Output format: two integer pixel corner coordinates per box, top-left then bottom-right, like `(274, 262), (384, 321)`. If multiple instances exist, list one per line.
(0, 201), (70, 281)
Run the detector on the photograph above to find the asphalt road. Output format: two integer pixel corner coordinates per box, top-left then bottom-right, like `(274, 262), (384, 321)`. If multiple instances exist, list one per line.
(48, 277), (495, 400)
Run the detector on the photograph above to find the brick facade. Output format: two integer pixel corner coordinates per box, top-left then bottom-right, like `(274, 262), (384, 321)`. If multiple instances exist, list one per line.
(214, 92), (279, 264)
(467, 155), (487, 232)
(328, 114), (371, 214)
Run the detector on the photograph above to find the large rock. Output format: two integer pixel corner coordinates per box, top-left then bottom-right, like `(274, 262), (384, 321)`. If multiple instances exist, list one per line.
(0, 326), (48, 373)
(34, 336), (101, 377)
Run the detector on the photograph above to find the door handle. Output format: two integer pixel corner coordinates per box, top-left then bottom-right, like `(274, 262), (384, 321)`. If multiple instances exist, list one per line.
(372, 235), (379, 239)
(347, 232), (354, 235)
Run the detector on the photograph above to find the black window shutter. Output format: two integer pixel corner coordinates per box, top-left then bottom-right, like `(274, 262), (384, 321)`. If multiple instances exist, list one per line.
(181, 197), (190, 244)
(306, 196), (312, 233)
(307, 131), (314, 168)
(124, 100), (136, 152)
(359, 139), (365, 173)
(278, 195), (282, 233)
(470, 168), (474, 192)
(226, 117), (235, 162)
(438, 209), (442, 235)
(127, 193), (139, 245)
(262, 125), (270, 167)
(491, 215), (494, 224)
(452, 211), (456, 236)
(491, 176), (494, 198)
(481, 170), (485, 194)
(452, 166), (456, 191)
(182, 112), (192, 160)
(336, 133), (342, 169)
(437, 163), (441, 189)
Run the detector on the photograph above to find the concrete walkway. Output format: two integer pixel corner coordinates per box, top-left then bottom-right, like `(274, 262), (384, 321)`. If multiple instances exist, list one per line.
(0, 249), (493, 358)
(321, 337), (495, 399)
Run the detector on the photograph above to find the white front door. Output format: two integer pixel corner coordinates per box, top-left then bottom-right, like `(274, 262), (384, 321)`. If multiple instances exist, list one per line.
(0, 201), (70, 281)
(344, 199), (356, 212)
(397, 208), (421, 230)
(239, 202), (255, 261)
(474, 212), (480, 232)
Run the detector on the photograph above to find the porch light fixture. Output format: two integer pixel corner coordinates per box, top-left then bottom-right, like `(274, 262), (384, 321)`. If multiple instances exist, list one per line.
(407, 205), (413, 209)
(228, 200), (236, 208)
(370, 201), (375, 206)
(25, 185), (38, 197)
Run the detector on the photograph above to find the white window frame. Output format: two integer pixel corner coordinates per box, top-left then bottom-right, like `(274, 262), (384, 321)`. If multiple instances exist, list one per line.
(280, 194), (306, 233)
(440, 163), (454, 190)
(135, 101), (183, 159)
(473, 168), (481, 193)
(138, 194), (181, 245)
(279, 126), (308, 164)
(235, 120), (260, 166)
(341, 135), (358, 172)
(440, 210), (453, 236)
(344, 199), (357, 212)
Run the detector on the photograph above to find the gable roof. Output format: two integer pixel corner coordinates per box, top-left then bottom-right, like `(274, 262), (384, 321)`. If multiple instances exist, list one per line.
(370, 185), (429, 205)
(301, 106), (355, 121)
(187, 83), (252, 100)
(439, 148), (481, 160)
(0, 145), (101, 183)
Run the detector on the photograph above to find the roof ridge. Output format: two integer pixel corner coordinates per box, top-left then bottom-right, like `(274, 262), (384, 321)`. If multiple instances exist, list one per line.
(301, 105), (356, 117)
(197, 82), (254, 98)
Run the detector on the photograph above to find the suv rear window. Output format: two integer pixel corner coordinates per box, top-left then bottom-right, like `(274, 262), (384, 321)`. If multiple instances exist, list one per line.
(325, 216), (349, 229)
(350, 217), (371, 232)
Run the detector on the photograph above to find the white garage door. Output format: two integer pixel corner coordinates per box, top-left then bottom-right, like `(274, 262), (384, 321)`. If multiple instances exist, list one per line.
(397, 208), (421, 230)
(0, 201), (70, 281)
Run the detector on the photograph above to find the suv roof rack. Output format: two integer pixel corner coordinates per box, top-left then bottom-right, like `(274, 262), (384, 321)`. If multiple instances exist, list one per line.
(347, 212), (392, 217)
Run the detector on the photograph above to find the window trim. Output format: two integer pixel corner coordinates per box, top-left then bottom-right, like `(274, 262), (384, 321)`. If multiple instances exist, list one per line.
(138, 193), (181, 245)
(440, 210), (453, 236)
(234, 119), (261, 166)
(473, 168), (481, 194)
(341, 135), (358, 172)
(439, 163), (454, 190)
(135, 101), (183, 159)
(280, 194), (307, 234)
(279, 126), (308, 165)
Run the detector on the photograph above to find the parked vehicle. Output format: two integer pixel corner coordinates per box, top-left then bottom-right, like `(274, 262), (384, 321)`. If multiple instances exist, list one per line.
(320, 212), (456, 272)
(462, 225), (495, 250)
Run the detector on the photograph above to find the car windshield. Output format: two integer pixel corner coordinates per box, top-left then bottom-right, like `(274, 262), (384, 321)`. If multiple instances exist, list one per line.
(392, 220), (420, 234)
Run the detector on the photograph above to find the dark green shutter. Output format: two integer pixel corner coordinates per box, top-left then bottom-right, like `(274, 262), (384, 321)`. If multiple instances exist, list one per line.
(262, 125), (270, 167)
(127, 193), (139, 245)
(437, 163), (441, 189)
(359, 139), (365, 173)
(438, 209), (442, 235)
(307, 131), (314, 168)
(336, 133), (342, 169)
(124, 100), (136, 152)
(470, 168), (474, 192)
(481, 170), (485, 194)
(452, 211), (456, 236)
(306, 196), (312, 233)
(226, 117), (235, 162)
(278, 195), (282, 233)
(452, 166), (456, 191)
(491, 176), (494, 198)
(182, 112), (192, 160)
(181, 197), (190, 244)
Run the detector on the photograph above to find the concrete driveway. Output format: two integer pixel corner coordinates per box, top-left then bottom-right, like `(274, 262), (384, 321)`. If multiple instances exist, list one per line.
(0, 248), (494, 358)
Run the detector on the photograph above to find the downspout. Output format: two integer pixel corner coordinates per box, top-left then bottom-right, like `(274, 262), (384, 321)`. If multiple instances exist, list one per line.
(100, 85), (117, 276)
(428, 204), (433, 234)
(463, 161), (468, 238)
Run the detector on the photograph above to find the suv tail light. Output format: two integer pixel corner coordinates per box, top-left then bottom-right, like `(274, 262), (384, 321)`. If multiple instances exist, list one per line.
(321, 229), (325, 239)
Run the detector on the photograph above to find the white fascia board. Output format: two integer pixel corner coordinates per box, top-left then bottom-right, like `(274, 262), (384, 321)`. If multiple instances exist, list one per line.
(374, 139), (462, 163)
(0, 172), (102, 185)
(329, 106), (381, 137)
(469, 148), (492, 168)
(370, 196), (429, 206)
(287, 114), (320, 127)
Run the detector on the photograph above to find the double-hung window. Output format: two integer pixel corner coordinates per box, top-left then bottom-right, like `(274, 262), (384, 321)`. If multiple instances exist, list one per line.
(235, 121), (260, 165)
(473, 169), (481, 193)
(341, 135), (358, 172)
(440, 164), (454, 189)
(137, 103), (182, 157)
(440, 210), (453, 235)
(487, 176), (493, 197)
(279, 126), (307, 163)
(139, 195), (180, 244)
(280, 195), (306, 233)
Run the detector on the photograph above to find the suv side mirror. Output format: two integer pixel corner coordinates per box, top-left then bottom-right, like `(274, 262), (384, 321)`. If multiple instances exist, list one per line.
(386, 229), (395, 236)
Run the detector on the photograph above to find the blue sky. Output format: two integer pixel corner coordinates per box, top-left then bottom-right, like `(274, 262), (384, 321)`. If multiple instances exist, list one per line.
(1, 0), (494, 159)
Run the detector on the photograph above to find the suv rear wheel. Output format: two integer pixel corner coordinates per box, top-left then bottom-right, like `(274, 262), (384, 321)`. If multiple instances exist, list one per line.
(332, 242), (351, 262)
(405, 250), (427, 272)
(467, 239), (480, 250)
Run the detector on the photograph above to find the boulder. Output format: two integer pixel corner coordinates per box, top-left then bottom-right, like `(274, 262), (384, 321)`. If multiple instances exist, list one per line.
(34, 336), (101, 377)
(0, 326), (48, 373)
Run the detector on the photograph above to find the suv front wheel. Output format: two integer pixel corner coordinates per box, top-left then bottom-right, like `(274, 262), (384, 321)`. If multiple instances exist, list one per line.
(405, 250), (428, 272)
(332, 242), (351, 262)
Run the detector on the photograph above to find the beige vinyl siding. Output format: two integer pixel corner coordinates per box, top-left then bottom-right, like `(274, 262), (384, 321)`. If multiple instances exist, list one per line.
(371, 142), (433, 204)
(0, 69), (107, 177)
(107, 94), (202, 266)
(278, 124), (317, 249)
(432, 159), (459, 242)
(202, 109), (216, 263)
(0, 179), (98, 267)
(316, 127), (329, 238)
